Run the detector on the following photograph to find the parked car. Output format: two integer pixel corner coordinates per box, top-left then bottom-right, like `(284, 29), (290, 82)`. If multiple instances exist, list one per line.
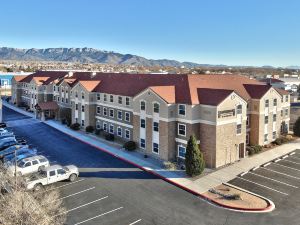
(0, 138), (19, 151)
(0, 123), (7, 128)
(4, 152), (37, 169)
(26, 164), (79, 191)
(3, 148), (37, 163)
(0, 145), (30, 158)
(7, 155), (49, 176)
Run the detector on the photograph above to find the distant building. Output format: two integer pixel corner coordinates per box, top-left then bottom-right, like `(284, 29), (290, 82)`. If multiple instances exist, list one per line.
(260, 77), (300, 93)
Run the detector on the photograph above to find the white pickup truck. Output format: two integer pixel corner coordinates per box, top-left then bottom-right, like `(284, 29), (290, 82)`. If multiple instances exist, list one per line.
(26, 164), (79, 191)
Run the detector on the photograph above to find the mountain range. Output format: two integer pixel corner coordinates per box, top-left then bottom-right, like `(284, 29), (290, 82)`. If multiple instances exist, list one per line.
(0, 47), (212, 68)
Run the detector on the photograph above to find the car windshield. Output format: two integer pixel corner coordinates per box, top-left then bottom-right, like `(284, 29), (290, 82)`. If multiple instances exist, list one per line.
(17, 161), (25, 167)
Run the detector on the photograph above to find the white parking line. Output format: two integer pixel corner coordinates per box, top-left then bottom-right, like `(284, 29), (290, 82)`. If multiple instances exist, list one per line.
(251, 166), (260, 171)
(57, 196), (109, 216)
(129, 219), (142, 225)
(284, 159), (300, 165)
(273, 163), (300, 172)
(240, 172), (248, 176)
(73, 207), (123, 225)
(274, 158), (281, 163)
(248, 172), (298, 188)
(263, 162), (271, 167)
(44, 179), (85, 192)
(56, 187), (95, 201)
(236, 177), (289, 196)
(290, 156), (300, 160)
(261, 167), (300, 180)
(282, 155), (288, 159)
(289, 152), (296, 156)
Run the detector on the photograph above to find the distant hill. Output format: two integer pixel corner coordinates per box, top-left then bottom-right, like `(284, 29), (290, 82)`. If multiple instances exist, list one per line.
(0, 47), (206, 68)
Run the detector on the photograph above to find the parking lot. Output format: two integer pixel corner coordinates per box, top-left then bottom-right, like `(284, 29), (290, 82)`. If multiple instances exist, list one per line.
(3, 106), (300, 225)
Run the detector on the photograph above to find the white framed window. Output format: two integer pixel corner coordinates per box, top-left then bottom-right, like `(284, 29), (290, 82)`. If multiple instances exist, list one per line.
(141, 119), (146, 128)
(61, 97), (64, 102)
(61, 87), (64, 93)
(125, 129), (130, 139)
(246, 133), (250, 145)
(153, 122), (159, 132)
(75, 104), (78, 110)
(110, 95), (114, 103)
(65, 98), (68, 103)
(53, 96), (56, 101)
(96, 106), (101, 114)
(140, 138), (146, 149)
(81, 92), (85, 99)
(103, 122), (107, 132)
(246, 117), (249, 126)
(109, 124), (114, 134)
(178, 104), (186, 116)
(96, 120), (101, 129)
(153, 103), (160, 113)
(152, 143), (159, 154)
(236, 104), (242, 114)
(273, 99), (277, 106)
(140, 101), (146, 111)
(81, 105), (85, 112)
(125, 112), (130, 122)
(272, 131), (276, 140)
(236, 124), (242, 134)
(75, 91), (78, 98)
(57, 97), (60, 102)
(285, 108), (289, 116)
(96, 93), (101, 101)
(178, 145), (186, 159)
(125, 97), (130, 106)
(117, 110), (122, 120)
(178, 124), (186, 136)
(273, 114), (277, 122)
(285, 95), (288, 102)
(265, 99), (269, 108)
(103, 94), (107, 102)
(265, 116), (268, 124)
(264, 134), (268, 142)
(118, 96), (122, 104)
(81, 120), (85, 127)
(109, 109), (114, 118)
(117, 127), (122, 137)
(53, 86), (56, 91)
(103, 107), (107, 116)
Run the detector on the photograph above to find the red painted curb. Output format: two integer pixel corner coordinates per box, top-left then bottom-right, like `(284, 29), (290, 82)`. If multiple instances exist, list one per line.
(50, 127), (273, 212)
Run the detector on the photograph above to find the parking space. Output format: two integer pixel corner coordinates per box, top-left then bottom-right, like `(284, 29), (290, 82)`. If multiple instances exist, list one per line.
(229, 150), (300, 210)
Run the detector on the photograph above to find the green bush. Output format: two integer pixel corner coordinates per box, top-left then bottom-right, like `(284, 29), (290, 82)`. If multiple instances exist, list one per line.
(123, 141), (136, 151)
(105, 133), (114, 141)
(253, 145), (262, 153)
(294, 117), (300, 137)
(95, 129), (101, 135)
(185, 135), (205, 177)
(273, 138), (282, 145)
(70, 123), (80, 131)
(246, 146), (255, 156)
(85, 125), (94, 133)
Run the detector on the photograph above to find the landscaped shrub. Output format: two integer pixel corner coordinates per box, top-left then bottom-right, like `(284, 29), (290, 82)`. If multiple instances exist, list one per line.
(163, 161), (177, 170)
(246, 146), (255, 156)
(123, 141), (136, 151)
(95, 129), (101, 135)
(70, 123), (80, 131)
(105, 133), (114, 141)
(294, 117), (300, 137)
(273, 138), (282, 145)
(253, 145), (262, 153)
(61, 118), (67, 125)
(85, 125), (94, 133)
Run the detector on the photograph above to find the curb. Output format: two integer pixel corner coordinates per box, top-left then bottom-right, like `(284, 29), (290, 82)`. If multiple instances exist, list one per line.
(4, 103), (274, 213)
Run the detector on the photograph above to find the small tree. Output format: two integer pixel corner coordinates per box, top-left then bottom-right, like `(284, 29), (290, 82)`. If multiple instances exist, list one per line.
(293, 117), (300, 137)
(185, 135), (205, 177)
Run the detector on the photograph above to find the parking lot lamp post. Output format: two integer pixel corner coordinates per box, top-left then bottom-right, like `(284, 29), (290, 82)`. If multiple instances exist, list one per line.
(14, 149), (17, 190)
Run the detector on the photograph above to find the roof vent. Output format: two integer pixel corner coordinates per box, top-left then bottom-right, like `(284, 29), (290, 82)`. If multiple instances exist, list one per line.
(91, 72), (97, 78)
(68, 71), (73, 77)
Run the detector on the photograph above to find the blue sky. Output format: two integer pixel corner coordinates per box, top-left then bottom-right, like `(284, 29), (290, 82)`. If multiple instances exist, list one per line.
(1, 0), (299, 67)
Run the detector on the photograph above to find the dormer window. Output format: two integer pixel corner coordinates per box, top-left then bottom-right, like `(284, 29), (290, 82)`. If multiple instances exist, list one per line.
(178, 104), (186, 116)
(153, 103), (160, 113)
(236, 105), (242, 114)
(140, 101), (146, 111)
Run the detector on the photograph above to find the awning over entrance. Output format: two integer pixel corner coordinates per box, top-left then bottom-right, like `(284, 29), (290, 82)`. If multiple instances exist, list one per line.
(35, 101), (59, 111)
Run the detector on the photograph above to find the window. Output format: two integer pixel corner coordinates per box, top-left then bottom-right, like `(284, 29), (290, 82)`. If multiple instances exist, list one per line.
(32, 160), (38, 165)
(109, 109), (114, 118)
(53, 96), (56, 101)
(110, 95), (114, 103)
(264, 134), (268, 142)
(152, 143), (159, 154)
(49, 171), (56, 176)
(236, 104), (242, 114)
(103, 107), (107, 116)
(75, 92), (78, 98)
(61, 97), (64, 102)
(140, 139), (146, 149)
(246, 117), (249, 126)
(285, 95), (288, 102)
(125, 129), (130, 139)
(81, 120), (84, 126)
(285, 108), (289, 116)
(117, 111), (122, 120)
(57, 87), (60, 92)
(265, 99), (269, 108)
(281, 110), (283, 117)
(96, 120), (101, 129)
(178, 146), (186, 159)
(24, 162), (31, 167)
(103, 123), (107, 132)
(96, 93), (101, 101)
(273, 99), (277, 106)
(246, 134), (250, 145)
(178, 104), (186, 116)
(109, 124), (114, 134)
(140, 101), (146, 111)
(96, 106), (101, 114)
(57, 97), (60, 102)
(117, 127), (122, 137)
(53, 86), (56, 91)
(265, 116), (268, 124)
(178, 124), (186, 136)
(273, 114), (277, 122)
(75, 118), (78, 123)
(125, 97), (130, 106)
(75, 104), (78, 110)
(236, 124), (242, 134)
(61, 87), (64, 93)
(57, 169), (66, 175)
(118, 96), (122, 104)
(125, 112), (130, 122)
(153, 103), (160, 113)
(273, 131), (276, 140)
(81, 105), (85, 112)
(141, 119), (146, 128)
(104, 94), (107, 102)
(65, 98), (68, 103)
(153, 122), (159, 132)
(81, 92), (85, 99)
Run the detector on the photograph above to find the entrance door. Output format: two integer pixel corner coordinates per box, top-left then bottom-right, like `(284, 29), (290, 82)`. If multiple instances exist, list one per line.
(239, 143), (245, 158)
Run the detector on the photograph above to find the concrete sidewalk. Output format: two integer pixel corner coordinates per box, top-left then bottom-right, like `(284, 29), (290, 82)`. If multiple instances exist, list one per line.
(3, 101), (300, 194)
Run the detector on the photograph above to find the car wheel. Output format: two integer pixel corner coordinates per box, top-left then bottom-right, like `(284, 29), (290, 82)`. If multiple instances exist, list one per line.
(69, 174), (77, 182)
(34, 183), (42, 192)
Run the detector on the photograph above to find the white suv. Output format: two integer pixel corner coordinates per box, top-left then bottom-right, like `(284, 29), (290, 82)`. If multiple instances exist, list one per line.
(7, 155), (50, 176)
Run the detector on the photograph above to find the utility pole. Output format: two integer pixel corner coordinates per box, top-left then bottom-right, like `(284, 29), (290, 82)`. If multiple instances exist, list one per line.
(14, 149), (17, 190)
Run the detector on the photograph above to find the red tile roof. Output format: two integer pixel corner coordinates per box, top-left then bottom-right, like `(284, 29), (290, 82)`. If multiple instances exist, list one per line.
(243, 84), (272, 99)
(197, 88), (234, 105)
(274, 88), (289, 96)
(20, 71), (68, 84)
(13, 75), (28, 82)
(149, 86), (176, 104)
(78, 80), (101, 92)
(260, 78), (284, 84)
(35, 101), (58, 110)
